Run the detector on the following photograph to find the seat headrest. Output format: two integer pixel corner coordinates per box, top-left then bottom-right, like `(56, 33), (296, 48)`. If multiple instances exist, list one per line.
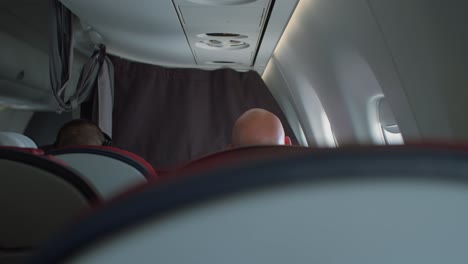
(0, 132), (37, 148)
(47, 146), (157, 199)
(49, 145), (157, 179)
(159, 145), (312, 179)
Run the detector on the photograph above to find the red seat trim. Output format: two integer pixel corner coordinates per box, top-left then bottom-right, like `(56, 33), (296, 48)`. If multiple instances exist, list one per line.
(0, 146), (44, 155)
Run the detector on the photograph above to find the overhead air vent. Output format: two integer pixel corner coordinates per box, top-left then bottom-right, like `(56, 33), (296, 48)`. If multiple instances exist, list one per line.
(173, 0), (298, 70)
(185, 0), (259, 5)
(198, 33), (248, 38)
(61, 0), (298, 71)
(173, 0), (272, 66)
(195, 39), (250, 50)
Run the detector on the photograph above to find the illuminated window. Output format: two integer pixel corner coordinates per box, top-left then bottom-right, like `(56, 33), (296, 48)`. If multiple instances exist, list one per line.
(369, 96), (404, 145)
(377, 98), (404, 145)
(381, 125), (404, 145)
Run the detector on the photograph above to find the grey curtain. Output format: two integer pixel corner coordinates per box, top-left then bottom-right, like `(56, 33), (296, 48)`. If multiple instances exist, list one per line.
(49, 0), (114, 136)
(75, 45), (114, 136)
(49, 0), (73, 111)
(94, 56), (297, 168)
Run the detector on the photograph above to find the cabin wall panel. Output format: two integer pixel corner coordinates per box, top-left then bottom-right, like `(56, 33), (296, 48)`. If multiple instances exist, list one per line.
(263, 58), (309, 146)
(264, 0), (421, 145)
(0, 108), (34, 134)
(369, 0), (468, 142)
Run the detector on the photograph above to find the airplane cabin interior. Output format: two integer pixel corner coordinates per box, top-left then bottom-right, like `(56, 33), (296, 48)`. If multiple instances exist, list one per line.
(0, 0), (467, 263)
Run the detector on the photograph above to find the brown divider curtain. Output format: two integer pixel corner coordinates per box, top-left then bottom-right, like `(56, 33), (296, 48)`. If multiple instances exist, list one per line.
(86, 55), (297, 168)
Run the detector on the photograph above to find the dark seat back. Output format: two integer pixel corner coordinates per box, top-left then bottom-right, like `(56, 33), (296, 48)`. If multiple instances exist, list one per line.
(159, 145), (313, 178)
(0, 148), (98, 263)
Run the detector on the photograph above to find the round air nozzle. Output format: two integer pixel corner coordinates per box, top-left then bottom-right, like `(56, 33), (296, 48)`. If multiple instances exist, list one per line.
(195, 40), (250, 50)
(185, 0), (258, 5)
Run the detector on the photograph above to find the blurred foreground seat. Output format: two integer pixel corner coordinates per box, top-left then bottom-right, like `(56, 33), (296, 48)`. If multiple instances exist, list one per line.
(32, 145), (468, 264)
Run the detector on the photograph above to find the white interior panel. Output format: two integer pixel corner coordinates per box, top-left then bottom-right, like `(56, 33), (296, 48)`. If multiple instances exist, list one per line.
(0, 32), (49, 92)
(0, 1), (57, 111)
(368, 0), (468, 142)
(0, 0), (89, 111)
(179, 6), (265, 26)
(0, 1), (47, 53)
(61, 0), (196, 67)
(0, 1), (49, 94)
(264, 0), (420, 146)
(194, 48), (254, 65)
(64, 0), (297, 72)
(254, 0), (298, 68)
(0, 108), (34, 133)
(175, 0), (270, 67)
(263, 58), (308, 146)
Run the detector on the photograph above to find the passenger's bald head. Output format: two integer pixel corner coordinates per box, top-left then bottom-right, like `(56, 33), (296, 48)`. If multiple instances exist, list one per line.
(232, 108), (287, 147)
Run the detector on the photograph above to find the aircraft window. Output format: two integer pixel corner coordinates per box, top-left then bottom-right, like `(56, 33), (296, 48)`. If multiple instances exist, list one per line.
(381, 125), (404, 145)
(376, 97), (404, 145)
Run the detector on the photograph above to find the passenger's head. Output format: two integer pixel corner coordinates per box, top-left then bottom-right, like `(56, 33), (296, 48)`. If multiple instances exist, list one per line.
(231, 108), (291, 147)
(56, 119), (105, 148)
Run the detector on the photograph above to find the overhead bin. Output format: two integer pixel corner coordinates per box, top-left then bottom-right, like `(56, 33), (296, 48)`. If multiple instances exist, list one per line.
(61, 0), (298, 72)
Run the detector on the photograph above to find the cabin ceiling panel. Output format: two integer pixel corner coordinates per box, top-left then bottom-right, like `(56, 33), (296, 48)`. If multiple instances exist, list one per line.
(60, 0), (196, 67)
(174, 0), (271, 67)
(0, 0), (48, 52)
(60, 0), (297, 72)
(178, 6), (265, 26)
